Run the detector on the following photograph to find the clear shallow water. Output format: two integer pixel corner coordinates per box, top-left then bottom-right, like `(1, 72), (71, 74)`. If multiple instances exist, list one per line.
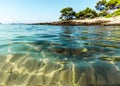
(0, 24), (120, 86)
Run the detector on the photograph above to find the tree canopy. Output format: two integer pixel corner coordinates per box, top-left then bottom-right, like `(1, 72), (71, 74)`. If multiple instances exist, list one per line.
(59, 0), (120, 21)
(59, 7), (76, 20)
(95, 0), (120, 10)
(76, 7), (97, 19)
(95, 0), (107, 11)
(106, 0), (120, 9)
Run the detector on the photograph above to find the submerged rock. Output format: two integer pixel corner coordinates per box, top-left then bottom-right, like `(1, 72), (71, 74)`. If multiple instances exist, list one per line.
(50, 47), (89, 55)
(82, 48), (88, 53)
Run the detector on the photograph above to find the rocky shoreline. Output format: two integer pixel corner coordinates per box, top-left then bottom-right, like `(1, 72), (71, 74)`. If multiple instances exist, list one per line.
(30, 17), (120, 26)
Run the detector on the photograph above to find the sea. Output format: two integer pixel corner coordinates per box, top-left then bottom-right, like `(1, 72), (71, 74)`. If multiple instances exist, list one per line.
(0, 24), (120, 86)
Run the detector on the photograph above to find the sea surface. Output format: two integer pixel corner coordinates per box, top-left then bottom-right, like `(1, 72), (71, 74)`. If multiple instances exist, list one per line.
(0, 24), (120, 86)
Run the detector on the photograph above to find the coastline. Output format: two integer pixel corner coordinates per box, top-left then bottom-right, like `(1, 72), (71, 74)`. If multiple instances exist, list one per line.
(29, 16), (120, 26)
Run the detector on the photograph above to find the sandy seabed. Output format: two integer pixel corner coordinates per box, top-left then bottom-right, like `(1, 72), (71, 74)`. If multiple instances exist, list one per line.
(0, 52), (120, 86)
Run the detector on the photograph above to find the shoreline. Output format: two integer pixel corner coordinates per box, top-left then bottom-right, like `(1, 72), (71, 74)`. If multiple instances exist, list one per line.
(29, 16), (120, 26)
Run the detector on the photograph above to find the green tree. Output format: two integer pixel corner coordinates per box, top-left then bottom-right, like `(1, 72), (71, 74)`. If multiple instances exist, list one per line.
(84, 7), (97, 18)
(106, 0), (120, 9)
(59, 7), (76, 20)
(76, 7), (97, 19)
(113, 9), (120, 16)
(98, 10), (107, 17)
(95, 0), (107, 11)
(76, 11), (84, 19)
(116, 1), (120, 6)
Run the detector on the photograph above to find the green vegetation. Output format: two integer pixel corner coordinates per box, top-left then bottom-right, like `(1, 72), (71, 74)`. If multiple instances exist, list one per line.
(59, 0), (120, 21)
(106, 0), (120, 8)
(59, 7), (76, 20)
(112, 9), (120, 16)
(95, 0), (107, 11)
(96, 0), (120, 17)
(98, 10), (108, 17)
(105, 9), (120, 18)
(105, 13), (112, 18)
(76, 7), (97, 19)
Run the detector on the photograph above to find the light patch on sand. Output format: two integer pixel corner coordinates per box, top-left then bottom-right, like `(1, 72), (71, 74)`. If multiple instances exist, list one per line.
(41, 52), (45, 58)
(6, 54), (12, 62)
(45, 70), (58, 78)
(17, 67), (28, 74)
(110, 61), (120, 71)
(42, 58), (49, 63)
(56, 62), (65, 71)
(72, 63), (76, 86)
(11, 63), (18, 71)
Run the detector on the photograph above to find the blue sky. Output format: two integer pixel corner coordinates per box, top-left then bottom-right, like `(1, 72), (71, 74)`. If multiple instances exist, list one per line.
(0, 0), (99, 23)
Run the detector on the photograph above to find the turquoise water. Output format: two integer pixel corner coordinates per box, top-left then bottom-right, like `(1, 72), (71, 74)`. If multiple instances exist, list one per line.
(0, 24), (120, 86)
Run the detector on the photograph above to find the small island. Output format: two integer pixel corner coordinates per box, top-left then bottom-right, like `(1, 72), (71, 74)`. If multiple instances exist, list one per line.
(31, 0), (120, 26)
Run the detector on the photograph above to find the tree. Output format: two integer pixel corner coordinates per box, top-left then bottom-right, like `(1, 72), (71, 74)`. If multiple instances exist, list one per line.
(95, 0), (107, 11)
(84, 7), (98, 18)
(98, 10), (107, 17)
(95, 0), (120, 10)
(106, 0), (120, 9)
(59, 7), (76, 20)
(76, 11), (84, 19)
(116, 1), (120, 6)
(76, 7), (97, 19)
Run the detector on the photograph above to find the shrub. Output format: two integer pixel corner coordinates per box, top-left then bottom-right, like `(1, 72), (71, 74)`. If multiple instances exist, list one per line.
(113, 9), (120, 16)
(105, 13), (113, 18)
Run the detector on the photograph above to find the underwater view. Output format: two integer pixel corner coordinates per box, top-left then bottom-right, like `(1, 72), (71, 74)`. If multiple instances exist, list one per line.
(0, 25), (120, 86)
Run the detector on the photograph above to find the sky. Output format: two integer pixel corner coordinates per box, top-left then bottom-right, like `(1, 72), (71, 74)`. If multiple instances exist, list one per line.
(0, 0), (99, 23)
